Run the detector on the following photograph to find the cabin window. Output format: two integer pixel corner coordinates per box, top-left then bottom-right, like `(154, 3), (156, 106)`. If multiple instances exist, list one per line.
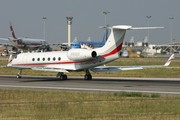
(42, 58), (45, 61)
(48, 57), (50, 61)
(58, 57), (61, 61)
(53, 57), (56, 61)
(32, 58), (35, 61)
(37, 58), (40, 61)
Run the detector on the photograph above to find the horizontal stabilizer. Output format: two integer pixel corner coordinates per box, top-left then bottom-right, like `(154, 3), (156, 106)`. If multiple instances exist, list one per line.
(129, 27), (164, 30)
(0, 38), (8, 41)
(99, 25), (164, 30)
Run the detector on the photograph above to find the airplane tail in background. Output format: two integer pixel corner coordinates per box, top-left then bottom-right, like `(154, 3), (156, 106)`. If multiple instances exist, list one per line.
(9, 22), (17, 39)
(102, 24), (109, 42)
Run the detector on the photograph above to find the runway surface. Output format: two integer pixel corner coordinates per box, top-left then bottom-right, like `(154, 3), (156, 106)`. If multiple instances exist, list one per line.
(0, 75), (180, 95)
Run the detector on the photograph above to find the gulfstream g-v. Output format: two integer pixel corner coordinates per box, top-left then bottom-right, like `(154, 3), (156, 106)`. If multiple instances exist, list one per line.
(7, 25), (174, 80)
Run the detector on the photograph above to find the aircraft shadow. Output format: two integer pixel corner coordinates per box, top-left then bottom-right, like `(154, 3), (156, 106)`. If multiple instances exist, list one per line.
(18, 76), (180, 85)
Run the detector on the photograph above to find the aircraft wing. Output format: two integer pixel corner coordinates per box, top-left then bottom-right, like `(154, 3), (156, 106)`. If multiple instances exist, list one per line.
(90, 54), (174, 73)
(32, 67), (69, 73)
(90, 66), (143, 72)
(0, 43), (13, 47)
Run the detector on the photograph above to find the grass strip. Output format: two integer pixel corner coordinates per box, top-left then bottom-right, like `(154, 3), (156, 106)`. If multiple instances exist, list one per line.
(0, 89), (180, 119)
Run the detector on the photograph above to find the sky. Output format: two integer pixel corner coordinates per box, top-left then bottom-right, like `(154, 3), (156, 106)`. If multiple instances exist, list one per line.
(0, 0), (179, 45)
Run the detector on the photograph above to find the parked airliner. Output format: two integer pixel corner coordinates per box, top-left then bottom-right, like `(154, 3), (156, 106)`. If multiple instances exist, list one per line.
(0, 22), (52, 51)
(71, 25), (108, 49)
(71, 41), (105, 49)
(7, 25), (173, 80)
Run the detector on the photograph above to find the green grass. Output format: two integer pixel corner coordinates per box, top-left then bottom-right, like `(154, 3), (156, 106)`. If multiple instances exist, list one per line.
(0, 89), (180, 119)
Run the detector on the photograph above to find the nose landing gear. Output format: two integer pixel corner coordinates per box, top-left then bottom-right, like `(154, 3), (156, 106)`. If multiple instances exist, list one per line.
(17, 69), (22, 78)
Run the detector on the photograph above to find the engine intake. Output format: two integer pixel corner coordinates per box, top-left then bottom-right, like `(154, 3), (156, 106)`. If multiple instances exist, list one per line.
(67, 49), (97, 61)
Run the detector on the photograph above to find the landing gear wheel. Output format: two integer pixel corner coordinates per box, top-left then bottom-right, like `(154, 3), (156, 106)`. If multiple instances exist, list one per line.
(63, 75), (67, 80)
(84, 70), (92, 80)
(17, 69), (22, 79)
(17, 75), (22, 79)
(60, 75), (67, 80)
(84, 75), (92, 80)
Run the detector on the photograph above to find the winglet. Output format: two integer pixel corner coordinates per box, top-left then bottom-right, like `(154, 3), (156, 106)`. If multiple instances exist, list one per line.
(7, 54), (13, 67)
(164, 54), (174, 66)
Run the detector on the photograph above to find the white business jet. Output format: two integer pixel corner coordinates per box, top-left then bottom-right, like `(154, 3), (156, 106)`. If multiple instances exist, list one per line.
(7, 25), (174, 79)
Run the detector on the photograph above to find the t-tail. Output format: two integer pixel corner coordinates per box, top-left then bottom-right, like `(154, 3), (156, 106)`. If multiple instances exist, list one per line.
(97, 25), (164, 59)
(9, 21), (17, 39)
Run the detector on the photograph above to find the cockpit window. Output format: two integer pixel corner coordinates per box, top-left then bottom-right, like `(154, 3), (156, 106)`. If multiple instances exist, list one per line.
(43, 41), (48, 45)
(15, 56), (17, 59)
(19, 39), (23, 43)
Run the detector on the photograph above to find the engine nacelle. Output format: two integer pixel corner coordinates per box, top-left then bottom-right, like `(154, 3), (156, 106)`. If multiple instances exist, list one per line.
(67, 49), (97, 61)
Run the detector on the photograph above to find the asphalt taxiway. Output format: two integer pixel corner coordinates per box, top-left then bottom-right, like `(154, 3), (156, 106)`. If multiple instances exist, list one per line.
(0, 75), (180, 95)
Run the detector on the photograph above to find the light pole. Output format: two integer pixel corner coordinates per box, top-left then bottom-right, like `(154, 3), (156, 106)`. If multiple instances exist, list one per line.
(146, 16), (151, 54)
(169, 16), (173, 54)
(103, 10), (110, 40)
(42, 16), (47, 40)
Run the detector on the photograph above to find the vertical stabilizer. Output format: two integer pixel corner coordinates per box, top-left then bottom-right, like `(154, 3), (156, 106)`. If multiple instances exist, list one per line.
(97, 25), (163, 59)
(9, 22), (17, 39)
(98, 25), (131, 58)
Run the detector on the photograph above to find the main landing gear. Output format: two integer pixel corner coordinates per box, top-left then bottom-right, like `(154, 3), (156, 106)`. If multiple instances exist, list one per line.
(56, 70), (92, 80)
(84, 70), (92, 80)
(17, 69), (22, 78)
(56, 72), (67, 80)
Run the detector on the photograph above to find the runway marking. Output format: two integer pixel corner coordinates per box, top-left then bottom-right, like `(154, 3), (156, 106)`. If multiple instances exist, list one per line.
(0, 85), (180, 95)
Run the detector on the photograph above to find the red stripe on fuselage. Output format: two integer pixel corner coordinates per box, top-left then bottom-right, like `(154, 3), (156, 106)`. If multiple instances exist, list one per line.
(12, 42), (123, 67)
(101, 42), (123, 57)
(17, 40), (41, 46)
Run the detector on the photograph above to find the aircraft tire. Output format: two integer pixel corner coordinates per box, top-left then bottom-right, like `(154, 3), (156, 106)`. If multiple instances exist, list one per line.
(17, 75), (22, 79)
(84, 75), (92, 80)
(60, 75), (67, 80)
(64, 75), (67, 80)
